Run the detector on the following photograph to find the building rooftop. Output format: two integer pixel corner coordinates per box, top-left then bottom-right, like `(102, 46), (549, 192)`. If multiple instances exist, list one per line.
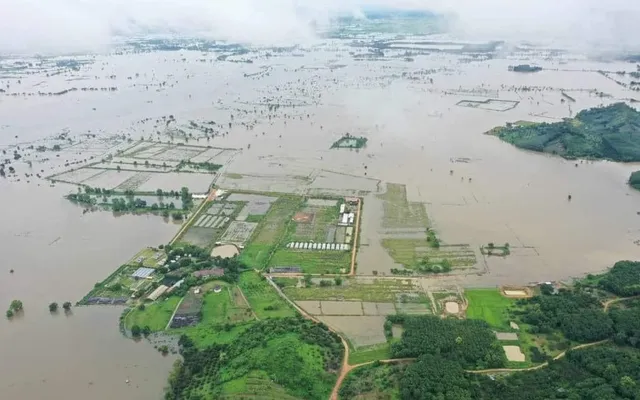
(132, 267), (155, 279)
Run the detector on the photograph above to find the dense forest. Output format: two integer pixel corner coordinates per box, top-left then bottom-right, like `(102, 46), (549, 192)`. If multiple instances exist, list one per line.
(513, 290), (613, 342)
(493, 103), (640, 161)
(165, 317), (343, 400)
(388, 315), (506, 369)
(597, 260), (640, 296)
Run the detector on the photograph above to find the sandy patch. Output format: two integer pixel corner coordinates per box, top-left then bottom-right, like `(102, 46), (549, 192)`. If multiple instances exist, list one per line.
(296, 301), (322, 316)
(503, 345), (525, 362)
(320, 301), (363, 316)
(445, 301), (460, 314)
(510, 321), (520, 330)
(504, 290), (527, 296)
(391, 325), (404, 339)
(211, 244), (239, 258)
(362, 302), (378, 316)
(318, 316), (387, 347)
(376, 303), (397, 315)
(495, 332), (518, 341)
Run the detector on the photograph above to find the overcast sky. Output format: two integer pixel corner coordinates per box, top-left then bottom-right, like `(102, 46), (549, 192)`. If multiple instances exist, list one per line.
(1, 0), (639, 54)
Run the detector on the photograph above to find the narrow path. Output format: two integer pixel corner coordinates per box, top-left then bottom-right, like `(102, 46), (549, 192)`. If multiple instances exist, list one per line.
(349, 198), (363, 276)
(603, 295), (639, 312)
(466, 339), (610, 374)
(236, 286), (259, 320)
(165, 297), (185, 330)
(264, 276), (350, 400)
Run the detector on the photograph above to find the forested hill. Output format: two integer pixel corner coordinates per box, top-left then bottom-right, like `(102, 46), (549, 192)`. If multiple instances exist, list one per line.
(491, 103), (640, 161)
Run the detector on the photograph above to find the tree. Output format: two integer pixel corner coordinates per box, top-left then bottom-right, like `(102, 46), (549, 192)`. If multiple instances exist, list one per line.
(138, 304), (146, 311)
(6, 309), (13, 318)
(142, 325), (152, 336)
(62, 302), (72, 311)
(9, 300), (23, 311)
(334, 277), (343, 286)
(49, 302), (58, 312)
(131, 325), (142, 337)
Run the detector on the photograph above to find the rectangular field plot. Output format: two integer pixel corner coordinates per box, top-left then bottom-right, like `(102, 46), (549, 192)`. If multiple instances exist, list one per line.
(378, 183), (428, 229)
(170, 291), (203, 328)
(81, 169), (138, 189)
(220, 221), (258, 245)
(114, 172), (153, 191)
(382, 239), (477, 270)
(238, 196), (302, 269)
(50, 167), (105, 184)
(135, 172), (214, 192)
(284, 278), (428, 304)
(268, 249), (350, 274)
(318, 316), (387, 347)
(290, 204), (341, 243)
(180, 226), (218, 248)
(321, 301), (363, 316)
(465, 289), (516, 329)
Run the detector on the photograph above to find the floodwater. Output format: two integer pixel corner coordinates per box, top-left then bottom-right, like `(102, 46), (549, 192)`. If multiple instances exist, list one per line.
(2, 36), (640, 397)
(0, 181), (178, 399)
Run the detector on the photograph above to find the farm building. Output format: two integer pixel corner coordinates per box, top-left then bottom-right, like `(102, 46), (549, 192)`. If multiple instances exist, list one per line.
(167, 279), (185, 293)
(193, 268), (225, 278)
(131, 267), (155, 279)
(339, 204), (346, 213)
(147, 285), (169, 301)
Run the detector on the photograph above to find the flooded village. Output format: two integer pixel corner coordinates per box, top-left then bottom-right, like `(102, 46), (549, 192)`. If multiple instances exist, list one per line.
(2, 10), (640, 400)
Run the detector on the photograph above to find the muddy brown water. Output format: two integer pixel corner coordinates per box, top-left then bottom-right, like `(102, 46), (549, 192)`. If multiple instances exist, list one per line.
(2, 44), (640, 397)
(0, 181), (178, 399)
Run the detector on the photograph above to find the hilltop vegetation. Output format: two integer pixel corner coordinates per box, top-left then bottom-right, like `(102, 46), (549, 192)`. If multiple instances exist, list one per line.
(165, 317), (343, 400)
(629, 171), (640, 190)
(491, 103), (640, 161)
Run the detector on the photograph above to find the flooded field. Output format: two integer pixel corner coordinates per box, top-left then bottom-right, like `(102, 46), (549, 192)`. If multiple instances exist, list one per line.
(2, 25), (640, 398)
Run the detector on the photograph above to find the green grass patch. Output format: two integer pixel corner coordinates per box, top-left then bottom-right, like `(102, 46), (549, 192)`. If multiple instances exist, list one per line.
(220, 370), (300, 399)
(200, 284), (255, 325)
(382, 239), (476, 269)
(172, 323), (252, 349)
(239, 196), (303, 269)
(125, 296), (181, 331)
(465, 289), (516, 329)
(348, 343), (391, 365)
(239, 271), (296, 319)
(377, 183), (428, 229)
(269, 249), (350, 274)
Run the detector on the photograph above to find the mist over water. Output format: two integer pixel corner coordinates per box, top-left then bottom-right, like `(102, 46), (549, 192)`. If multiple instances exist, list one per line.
(2, 0), (640, 54)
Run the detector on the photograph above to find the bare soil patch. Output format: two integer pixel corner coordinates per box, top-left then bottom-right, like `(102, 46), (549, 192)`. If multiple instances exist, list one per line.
(501, 286), (533, 298)
(362, 302), (378, 315)
(495, 332), (518, 341)
(445, 301), (460, 314)
(318, 315), (387, 347)
(503, 345), (526, 362)
(320, 301), (363, 316)
(211, 244), (239, 258)
(296, 301), (322, 316)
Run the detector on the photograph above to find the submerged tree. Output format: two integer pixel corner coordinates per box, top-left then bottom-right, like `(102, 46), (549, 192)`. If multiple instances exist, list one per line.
(49, 302), (58, 313)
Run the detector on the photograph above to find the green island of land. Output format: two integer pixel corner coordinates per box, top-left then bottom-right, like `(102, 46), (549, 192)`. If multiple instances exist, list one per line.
(331, 134), (368, 149)
(488, 103), (640, 161)
(629, 171), (640, 190)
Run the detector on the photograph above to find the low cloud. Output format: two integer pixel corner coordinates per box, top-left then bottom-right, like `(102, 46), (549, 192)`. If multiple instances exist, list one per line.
(1, 0), (639, 54)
